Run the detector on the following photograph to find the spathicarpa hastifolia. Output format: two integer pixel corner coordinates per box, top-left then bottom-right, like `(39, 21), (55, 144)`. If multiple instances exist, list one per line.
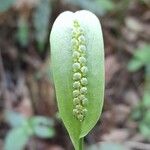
(50, 10), (104, 150)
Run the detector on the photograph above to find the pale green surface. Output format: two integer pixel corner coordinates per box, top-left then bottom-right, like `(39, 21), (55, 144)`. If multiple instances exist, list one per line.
(50, 10), (104, 150)
(4, 127), (30, 150)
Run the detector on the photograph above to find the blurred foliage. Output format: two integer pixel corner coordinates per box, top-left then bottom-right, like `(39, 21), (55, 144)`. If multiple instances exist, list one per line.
(128, 44), (150, 139)
(4, 127), (31, 150)
(63, 0), (115, 15)
(128, 44), (150, 72)
(140, 0), (150, 6)
(33, 0), (52, 52)
(5, 111), (26, 127)
(16, 17), (29, 47)
(31, 116), (55, 138)
(4, 111), (55, 150)
(88, 142), (126, 150)
(0, 0), (16, 12)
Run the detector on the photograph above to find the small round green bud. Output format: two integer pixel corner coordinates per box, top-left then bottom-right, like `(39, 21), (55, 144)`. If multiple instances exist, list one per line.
(81, 66), (88, 75)
(73, 98), (80, 105)
(76, 104), (83, 110)
(73, 20), (80, 27)
(73, 109), (78, 115)
(73, 51), (80, 59)
(79, 45), (86, 53)
(73, 73), (81, 80)
(77, 114), (84, 122)
(79, 94), (85, 100)
(81, 78), (88, 85)
(79, 56), (86, 65)
(80, 87), (87, 94)
(73, 90), (80, 97)
(72, 29), (79, 38)
(82, 108), (88, 115)
(78, 27), (84, 34)
(73, 81), (81, 88)
(78, 35), (85, 44)
(82, 98), (88, 105)
(73, 63), (80, 72)
(71, 38), (78, 46)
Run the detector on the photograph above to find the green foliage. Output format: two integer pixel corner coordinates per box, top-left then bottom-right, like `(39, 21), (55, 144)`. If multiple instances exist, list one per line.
(33, 0), (52, 52)
(0, 0), (16, 12)
(5, 111), (26, 127)
(128, 44), (150, 139)
(4, 112), (55, 150)
(132, 91), (150, 139)
(4, 127), (31, 150)
(139, 111), (150, 138)
(16, 17), (29, 47)
(63, 0), (115, 16)
(140, 0), (150, 6)
(30, 116), (55, 138)
(50, 10), (104, 150)
(96, 0), (115, 11)
(128, 44), (150, 72)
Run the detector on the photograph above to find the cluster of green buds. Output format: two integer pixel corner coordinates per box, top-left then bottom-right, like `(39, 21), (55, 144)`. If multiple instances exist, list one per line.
(72, 20), (88, 122)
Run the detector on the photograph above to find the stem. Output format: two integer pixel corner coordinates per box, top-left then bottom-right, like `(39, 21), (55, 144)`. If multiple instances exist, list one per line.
(79, 138), (84, 150)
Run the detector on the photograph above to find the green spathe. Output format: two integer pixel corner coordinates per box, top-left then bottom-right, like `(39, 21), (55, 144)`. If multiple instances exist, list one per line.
(50, 10), (104, 150)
